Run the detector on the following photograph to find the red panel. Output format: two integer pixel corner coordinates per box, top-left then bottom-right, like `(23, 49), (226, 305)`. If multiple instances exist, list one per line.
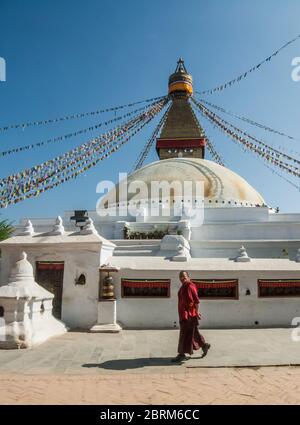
(193, 279), (238, 289)
(156, 138), (206, 149)
(122, 279), (170, 288)
(37, 262), (64, 270)
(258, 280), (300, 288)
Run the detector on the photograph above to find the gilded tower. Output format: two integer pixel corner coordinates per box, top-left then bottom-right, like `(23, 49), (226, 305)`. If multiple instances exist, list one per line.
(156, 59), (206, 160)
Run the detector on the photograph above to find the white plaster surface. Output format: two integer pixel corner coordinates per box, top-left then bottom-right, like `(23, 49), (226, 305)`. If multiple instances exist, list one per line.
(2, 158), (300, 330)
(0, 253), (67, 348)
(0, 233), (116, 329)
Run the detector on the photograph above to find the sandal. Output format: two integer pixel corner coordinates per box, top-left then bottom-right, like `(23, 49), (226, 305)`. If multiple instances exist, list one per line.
(202, 343), (211, 357)
(171, 354), (188, 363)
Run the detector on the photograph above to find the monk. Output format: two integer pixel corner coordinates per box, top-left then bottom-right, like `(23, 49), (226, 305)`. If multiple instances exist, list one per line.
(172, 271), (210, 362)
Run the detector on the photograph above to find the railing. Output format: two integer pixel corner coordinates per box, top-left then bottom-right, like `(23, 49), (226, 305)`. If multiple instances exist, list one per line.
(123, 223), (181, 239)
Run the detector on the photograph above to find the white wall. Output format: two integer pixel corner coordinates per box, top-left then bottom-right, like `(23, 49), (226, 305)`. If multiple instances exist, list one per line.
(17, 207), (300, 243)
(2, 242), (300, 330)
(114, 269), (300, 329)
(190, 240), (300, 259)
(0, 244), (101, 329)
(191, 222), (300, 241)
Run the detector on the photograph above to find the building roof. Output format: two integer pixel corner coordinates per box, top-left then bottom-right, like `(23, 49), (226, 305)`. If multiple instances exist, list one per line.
(0, 231), (116, 247)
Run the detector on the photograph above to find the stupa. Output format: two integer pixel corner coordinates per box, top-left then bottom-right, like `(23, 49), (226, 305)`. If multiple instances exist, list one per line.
(1, 60), (300, 330)
(0, 252), (67, 348)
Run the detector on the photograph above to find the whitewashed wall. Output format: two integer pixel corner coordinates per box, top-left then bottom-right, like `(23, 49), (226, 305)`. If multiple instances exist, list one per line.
(190, 240), (300, 259)
(114, 269), (300, 329)
(2, 244), (300, 330)
(0, 244), (101, 329)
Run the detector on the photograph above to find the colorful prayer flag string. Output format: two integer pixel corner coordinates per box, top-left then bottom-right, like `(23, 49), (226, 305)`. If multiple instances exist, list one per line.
(204, 136), (225, 166)
(195, 33), (300, 95)
(189, 102), (225, 166)
(0, 99), (168, 208)
(132, 101), (172, 171)
(191, 98), (300, 181)
(0, 99), (165, 157)
(0, 106), (158, 191)
(192, 98), (300, 169)
(193, 103), (300, 191)
(198, 98), (300, 146)
(0, 95), (166, 133)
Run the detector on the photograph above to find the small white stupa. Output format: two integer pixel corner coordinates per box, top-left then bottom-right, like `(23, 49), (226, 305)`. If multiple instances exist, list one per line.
(234, 245), (251, 262)
(18, 219), (34, 236)
(50, 216), (65, 235)
(80, 217), (98, 235)
(0, 252), (67, 349)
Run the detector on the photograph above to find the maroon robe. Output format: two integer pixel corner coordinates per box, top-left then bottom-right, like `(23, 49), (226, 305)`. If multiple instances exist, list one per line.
(177, 278), (206, 355)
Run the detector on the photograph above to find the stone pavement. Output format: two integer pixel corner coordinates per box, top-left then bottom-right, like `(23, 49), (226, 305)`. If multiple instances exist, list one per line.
(0, 328), (299, 375)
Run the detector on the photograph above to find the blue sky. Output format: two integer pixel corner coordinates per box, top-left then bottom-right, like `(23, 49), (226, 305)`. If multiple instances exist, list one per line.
(0, 0), (300, 223)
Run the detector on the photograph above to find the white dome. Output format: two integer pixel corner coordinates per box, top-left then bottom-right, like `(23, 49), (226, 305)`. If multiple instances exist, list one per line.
(103, 158), (265, 208)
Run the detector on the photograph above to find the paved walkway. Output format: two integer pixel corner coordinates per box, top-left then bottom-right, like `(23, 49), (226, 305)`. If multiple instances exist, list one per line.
(0, 328), (299, 375)
(1, 329), (300, 404)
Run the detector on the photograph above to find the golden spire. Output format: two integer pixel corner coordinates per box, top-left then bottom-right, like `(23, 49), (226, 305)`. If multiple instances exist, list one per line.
(168, 58), (193, 97)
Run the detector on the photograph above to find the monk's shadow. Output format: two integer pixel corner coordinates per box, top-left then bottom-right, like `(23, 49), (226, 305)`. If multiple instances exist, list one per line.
(82, 357), (181, 370)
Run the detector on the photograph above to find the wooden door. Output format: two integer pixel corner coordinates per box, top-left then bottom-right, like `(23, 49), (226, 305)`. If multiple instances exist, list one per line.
(36, 262), (64, 319)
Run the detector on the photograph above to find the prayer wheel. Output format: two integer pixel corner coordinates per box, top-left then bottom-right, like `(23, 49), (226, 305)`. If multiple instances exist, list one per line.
(102, 274), (115, 299)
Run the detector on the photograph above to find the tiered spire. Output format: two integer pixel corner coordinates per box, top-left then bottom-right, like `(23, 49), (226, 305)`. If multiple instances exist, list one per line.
(156, 59), (206, 160)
